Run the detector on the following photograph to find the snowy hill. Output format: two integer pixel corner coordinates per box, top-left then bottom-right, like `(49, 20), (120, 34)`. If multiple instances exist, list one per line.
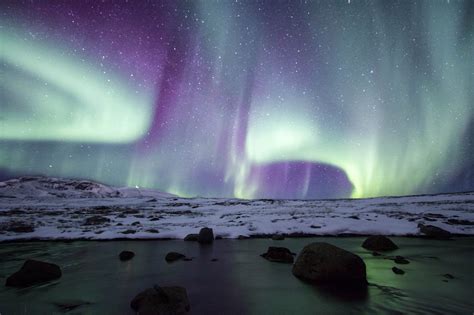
(0, 176), (175, 199)
(0, 176), (473, 241)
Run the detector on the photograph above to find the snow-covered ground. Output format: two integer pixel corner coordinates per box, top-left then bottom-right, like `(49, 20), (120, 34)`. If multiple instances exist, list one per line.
(0, 176), (473, 241)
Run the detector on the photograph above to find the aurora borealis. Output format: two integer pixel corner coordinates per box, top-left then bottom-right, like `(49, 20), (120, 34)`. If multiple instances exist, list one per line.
(0, 1), (473, 199)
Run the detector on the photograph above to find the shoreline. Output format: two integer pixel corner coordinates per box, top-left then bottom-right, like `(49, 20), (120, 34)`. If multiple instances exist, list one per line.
(2, 234), (473, 244)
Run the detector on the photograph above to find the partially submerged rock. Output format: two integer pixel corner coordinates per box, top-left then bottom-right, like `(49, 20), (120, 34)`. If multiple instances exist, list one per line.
(362, 236), (398, 251)
(184, 234), (199, 241)
(165, 252), (186, 263)
(418, 224), (451, 239)
(131, 285), (190, 314)
(394, 256), (410, 264)
(198, 227), (214, 244)
(119, 251), (135, 261)
(392, 266), (405, 275)
(6, 259), (62, 287)
(54, 300), (91, 312)
(292, 242), (367, 286)
(272, 234), (285, 241)
(261, 247), (294, 263)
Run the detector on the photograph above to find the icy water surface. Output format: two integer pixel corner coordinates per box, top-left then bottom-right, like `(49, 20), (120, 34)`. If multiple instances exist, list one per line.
(0, 237), (473, 314)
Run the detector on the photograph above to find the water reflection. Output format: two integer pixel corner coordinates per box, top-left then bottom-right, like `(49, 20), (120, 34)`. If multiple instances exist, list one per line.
(0, 237), (472, 314)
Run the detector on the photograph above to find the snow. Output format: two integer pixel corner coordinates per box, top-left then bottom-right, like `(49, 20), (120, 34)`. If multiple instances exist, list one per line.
(0, 176), (473, 241)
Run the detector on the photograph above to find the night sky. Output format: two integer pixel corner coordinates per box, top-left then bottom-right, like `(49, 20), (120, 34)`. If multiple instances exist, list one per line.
(1, 0), (473, 199)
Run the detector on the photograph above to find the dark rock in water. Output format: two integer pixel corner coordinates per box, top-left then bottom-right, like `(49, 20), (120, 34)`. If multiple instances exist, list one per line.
(272, 234), (285, 241)
(362, 236), (398, 251)
(237, 235), (249, 240)
(394, 256), (410, 264)
(215, 235), (223, 240)
(418, 224), (451, 239)
(83, 215), (110, 226)
(131, 221), (141, 226)
(310, 225), (321, 229)
(121, 229), (136, 234)
(146, 229), (159, 234)
(372, 251), (382, 257)
(54, 300), (91, 312)
(261, 247), (294, 263)
(184, 234), (199, 241)
(119, 251), (135, 261)
(6, 259), (62, 287)
(392, 267), (405, 275)
(292, 242), (367, 285)
(131, 286), (190, 314)
(211, 258), (219, 262)
(165, 252), (186, 262)
(443, 273), (455, 279)
(198, 227), (214, 244)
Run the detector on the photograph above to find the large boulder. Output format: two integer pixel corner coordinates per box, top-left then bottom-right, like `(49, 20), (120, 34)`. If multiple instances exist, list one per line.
(292, 242), (367, 286)
(119, 251), (135, 261)
(6, 259), (62, 287)
(198, 227), (214, 244)
(131, 286), (190, 314)
(261, 247), (294, 263)
(418, 224), (451, 239)
(362, 236), (398, 251)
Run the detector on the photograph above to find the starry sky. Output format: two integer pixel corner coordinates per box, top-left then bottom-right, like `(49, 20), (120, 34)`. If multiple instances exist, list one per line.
(1, 0), (473, 199)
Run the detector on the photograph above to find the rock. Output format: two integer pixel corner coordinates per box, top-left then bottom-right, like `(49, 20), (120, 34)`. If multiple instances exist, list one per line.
(211, 258), (218, 262)
(146, 229), (159, 234)
(83, 215), (110, 226)
(418, 224), (451, 239)
(362, 236), (398, 251)
(165, 252), (186, 262)
(292, 242), (367, 286)
(131, 286), (190, 314)
(394, 256), (410, 264)
(372, 251), (382, 257)
(54, 300), (91, 312)
(237, 235), (249, 240)
(215, 235), (223, 240)
(443, 273), (454, 279)
(131, 221), (141, 226)
(121, 229), (136, 234)
(310, 225), (321, 229)
(392, 267), (405, 275)
(446, 219), (474, 225)
(198, 227), (214, 244)
(272, 234), (285, 241)
(184, 234), (199, 241)
(6, 259), (62, 287)
(119, 251), (135, 261)
(2, 221), (35, 233)
(261, 247), (294, 263)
